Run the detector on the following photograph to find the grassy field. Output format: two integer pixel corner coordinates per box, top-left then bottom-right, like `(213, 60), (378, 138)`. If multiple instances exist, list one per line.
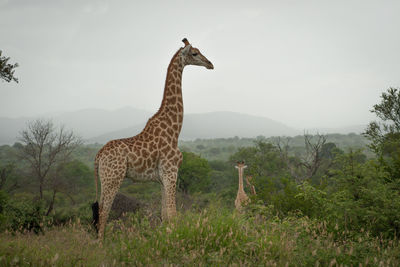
(1, 206), (399, 266)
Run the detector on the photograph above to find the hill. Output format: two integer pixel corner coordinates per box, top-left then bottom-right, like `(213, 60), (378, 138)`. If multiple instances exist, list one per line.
(0, 108), (366, 145)
(88, 111), (301, 143)
(0, 107), (151, 145)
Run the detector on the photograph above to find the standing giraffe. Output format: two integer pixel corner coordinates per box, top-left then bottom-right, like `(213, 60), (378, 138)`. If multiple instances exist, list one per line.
(92, 38), (213, 239)
(245, 176), (256, 195)
(235, 161), (250, 211)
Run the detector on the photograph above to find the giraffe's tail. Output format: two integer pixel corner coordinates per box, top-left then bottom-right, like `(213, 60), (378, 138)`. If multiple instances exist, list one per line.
(92, 158), (100, 232)
(91, 201), (99, 233)
(94, 158), (99, 201)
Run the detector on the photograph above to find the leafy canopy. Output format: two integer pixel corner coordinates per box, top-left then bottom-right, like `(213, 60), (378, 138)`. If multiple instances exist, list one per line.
(0, 50), (18, 83)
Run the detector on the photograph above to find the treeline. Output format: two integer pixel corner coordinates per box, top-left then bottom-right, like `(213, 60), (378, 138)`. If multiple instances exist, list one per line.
(179, 133), (370, 161)
(0, 131), (373, 234)
(0, 88), (399, 241)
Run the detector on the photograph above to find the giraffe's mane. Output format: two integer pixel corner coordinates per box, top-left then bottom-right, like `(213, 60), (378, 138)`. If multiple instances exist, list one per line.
(143, 47), (183, 130)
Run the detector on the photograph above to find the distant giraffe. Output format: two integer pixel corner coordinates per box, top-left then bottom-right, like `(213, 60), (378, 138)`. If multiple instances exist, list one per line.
(245, 176), (256, 195)
(235, 161), (249, 211)
(92, 38), (214, 239)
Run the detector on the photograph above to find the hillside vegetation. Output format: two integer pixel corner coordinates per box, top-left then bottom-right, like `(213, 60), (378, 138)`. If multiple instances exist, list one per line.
(1, 88), (400, 265)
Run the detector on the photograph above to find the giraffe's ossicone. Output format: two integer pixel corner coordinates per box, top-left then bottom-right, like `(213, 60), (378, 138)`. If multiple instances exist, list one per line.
(92, 38), (213, 239)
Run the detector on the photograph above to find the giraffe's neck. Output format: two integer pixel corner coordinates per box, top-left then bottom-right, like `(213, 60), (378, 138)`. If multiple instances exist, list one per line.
(159, 49), (184, 121)
(238, 168), (245, 193)
(145, 49), (185, 136)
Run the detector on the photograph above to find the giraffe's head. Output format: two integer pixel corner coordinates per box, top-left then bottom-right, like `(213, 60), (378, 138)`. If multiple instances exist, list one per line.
(235, 161), (247, 170)
(180, 38), (214, 70)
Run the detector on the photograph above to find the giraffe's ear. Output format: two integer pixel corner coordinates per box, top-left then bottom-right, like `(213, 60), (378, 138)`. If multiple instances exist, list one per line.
(181, 44), (192, 55)
(235, 166), (239, 169)
(243, 165), (248, 169)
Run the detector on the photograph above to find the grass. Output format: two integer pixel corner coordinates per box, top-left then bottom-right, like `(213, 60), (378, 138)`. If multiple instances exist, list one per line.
(0, 220), (108, 266)
(1, 206), (400, 266)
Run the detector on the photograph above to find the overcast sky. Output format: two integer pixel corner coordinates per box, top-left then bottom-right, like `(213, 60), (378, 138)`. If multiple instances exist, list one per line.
(1, 0), (399, 129)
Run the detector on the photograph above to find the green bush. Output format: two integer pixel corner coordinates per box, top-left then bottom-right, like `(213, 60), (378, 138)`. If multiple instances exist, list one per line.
(1, 198), (47, 234)
(0, 190), (9, 228)
(325, 153), (400, 237)
(178, 152), (212, 194)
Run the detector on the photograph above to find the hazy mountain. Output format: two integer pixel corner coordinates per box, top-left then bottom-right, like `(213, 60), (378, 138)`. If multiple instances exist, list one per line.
(88, 111), (301, 143)
(0, 117), (31, 145)
(182, 112), (300, 140)
(0, 108), (366, 145)
(0, 107), (151, 145)
(53, 107), (151, 138)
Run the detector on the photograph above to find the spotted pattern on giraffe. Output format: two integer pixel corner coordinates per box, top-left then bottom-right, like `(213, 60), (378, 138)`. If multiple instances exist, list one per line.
(235, 161), (250, 211)
(92, 38), (213, 240)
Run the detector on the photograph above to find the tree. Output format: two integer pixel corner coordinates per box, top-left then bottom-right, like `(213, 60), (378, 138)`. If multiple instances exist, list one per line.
(0, 163), (20, 193)
(18, 119), (81, 201)
(275, 134), (329, 182)
(365, 87), (400, 151)
(0, 50), (18, 83)
(364, 87), (400, 180)
(231, 140), (285, 180)
(326, 150), (400, 236)
(45, 160), (91, 215)
(230, 141), (288, 203)
(178, 152), (211, 194)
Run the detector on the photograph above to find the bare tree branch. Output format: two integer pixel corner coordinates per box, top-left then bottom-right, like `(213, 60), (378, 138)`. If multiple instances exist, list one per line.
(17, 119), (82, 201)
(275, 133), (327, 183)
(302, 133), (327, 180)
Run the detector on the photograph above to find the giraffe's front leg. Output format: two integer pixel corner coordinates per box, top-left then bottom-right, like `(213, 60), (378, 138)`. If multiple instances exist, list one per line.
(160, 166), (178, 221)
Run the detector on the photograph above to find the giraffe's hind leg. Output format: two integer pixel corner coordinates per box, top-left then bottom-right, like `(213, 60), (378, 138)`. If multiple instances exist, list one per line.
(98, 173), (125, 240)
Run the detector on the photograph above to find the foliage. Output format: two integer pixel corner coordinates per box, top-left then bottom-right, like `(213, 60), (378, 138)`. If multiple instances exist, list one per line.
(0, 194), (46, 234)
(180, 134), (370, 161)
(233, 141), (400, 238)
(365, 87), (400, 180)
(17, 119), (82, 215)
(0, 50), (18, 83)
(45, 160), (92, 216)
(250, 176), (327, 219)
(0, 163), (22, 193)
(0, 190), (8, 227)
(177, 152), (211, 194)
(325, 151), (400, 237)
(49, 160), (92, 199)
(0, 88), (399, 263)
(230, 141), (286, 178)
(365, 87), (400, 148)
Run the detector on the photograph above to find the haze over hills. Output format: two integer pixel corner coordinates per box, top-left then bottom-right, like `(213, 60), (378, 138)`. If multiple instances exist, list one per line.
(0, 107), (366, 145)
(0, 107), (151, 145)
(89, 111), (301, 143)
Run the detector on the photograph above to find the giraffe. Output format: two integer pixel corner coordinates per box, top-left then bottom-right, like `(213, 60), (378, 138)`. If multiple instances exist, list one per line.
(92, 38), (213, 239)
(245, 175), (257, 195)
(235, 161), (250, 211)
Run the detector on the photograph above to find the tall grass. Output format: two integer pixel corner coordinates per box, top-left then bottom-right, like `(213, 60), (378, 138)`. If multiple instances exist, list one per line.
(0, 220), (107, 266)
(1, 206), (400, 266)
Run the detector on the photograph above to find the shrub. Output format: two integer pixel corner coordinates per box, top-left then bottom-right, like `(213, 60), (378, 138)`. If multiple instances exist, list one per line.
(323, 151), (400, 237)
(1, 198), (47, 234)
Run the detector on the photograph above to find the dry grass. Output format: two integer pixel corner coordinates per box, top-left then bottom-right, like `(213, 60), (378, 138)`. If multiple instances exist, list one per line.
(1, 209), (400, 266)
(0, 220), (108, 266)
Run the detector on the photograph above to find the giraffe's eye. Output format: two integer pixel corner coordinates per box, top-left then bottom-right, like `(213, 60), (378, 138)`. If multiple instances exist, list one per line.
(192, 53), (198, 56)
